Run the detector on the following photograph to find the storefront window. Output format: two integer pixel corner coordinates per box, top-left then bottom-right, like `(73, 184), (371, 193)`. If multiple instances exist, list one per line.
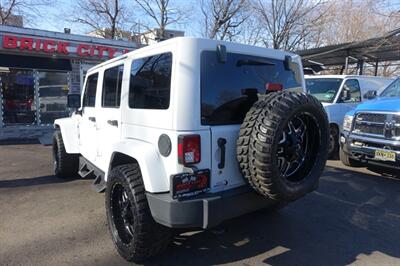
(0, 69), (71, 126)
(0, 69), (36, 125)
(38, 71), (69, 125)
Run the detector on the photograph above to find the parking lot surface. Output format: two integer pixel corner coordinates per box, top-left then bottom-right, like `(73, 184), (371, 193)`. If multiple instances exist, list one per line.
(1, 144), (400, 266)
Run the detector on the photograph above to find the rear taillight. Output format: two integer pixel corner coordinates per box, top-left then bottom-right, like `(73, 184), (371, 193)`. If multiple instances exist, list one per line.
(178, 135), (201, 165)
(266, 83), (283, 91)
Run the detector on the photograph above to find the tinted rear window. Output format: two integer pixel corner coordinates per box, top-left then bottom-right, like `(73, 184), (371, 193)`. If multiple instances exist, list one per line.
(201, 51), (301, 125)
(129, 53), (172, 109)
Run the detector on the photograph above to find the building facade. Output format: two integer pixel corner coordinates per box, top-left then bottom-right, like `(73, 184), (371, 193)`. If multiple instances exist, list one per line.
(0, 25), (137, 142)
(139, 28), (184, 45)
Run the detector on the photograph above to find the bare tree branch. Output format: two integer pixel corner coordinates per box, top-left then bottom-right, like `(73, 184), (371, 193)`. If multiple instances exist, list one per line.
(252, 0), (328, 51)
(134, 0), (187, 41)
(0, 0), (52, 26)
(201, 0), (248, 40)
(71, 0), (127, 39)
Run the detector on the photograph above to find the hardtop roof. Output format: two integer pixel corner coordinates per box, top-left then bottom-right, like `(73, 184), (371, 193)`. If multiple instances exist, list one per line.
(87, 37), (297, 73)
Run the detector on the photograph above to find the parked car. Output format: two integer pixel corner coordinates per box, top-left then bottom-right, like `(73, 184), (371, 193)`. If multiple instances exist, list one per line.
(53, 37), (329, 262)
(340, 77), (400, 173)
(38, 85), (69, 124)
(305, 75), (393, 159)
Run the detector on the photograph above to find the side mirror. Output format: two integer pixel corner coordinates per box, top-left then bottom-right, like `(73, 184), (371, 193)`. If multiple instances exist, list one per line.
(67, 94), (81, 109)
(364, 90), (377, 99)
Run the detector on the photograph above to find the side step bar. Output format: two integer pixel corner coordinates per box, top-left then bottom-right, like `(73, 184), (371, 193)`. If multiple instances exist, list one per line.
(78, 163), (94, 179)
(78, 157), (106, 193)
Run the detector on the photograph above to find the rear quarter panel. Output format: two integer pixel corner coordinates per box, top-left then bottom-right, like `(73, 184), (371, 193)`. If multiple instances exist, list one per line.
(114, 125), (211, 193)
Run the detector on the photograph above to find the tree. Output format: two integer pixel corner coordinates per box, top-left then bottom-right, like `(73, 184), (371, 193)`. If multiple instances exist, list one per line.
(0, 0), (52, 26)
(235, 15), (264, 45)
(0, 0), (18, 24)
(313, 0), (400, 46)
(71, 0), (127, 39)
(308, 0), (400, 76)
(200, 0), (248, 40)
(252, 0), (328, 51)
(134, 0), (186, 41)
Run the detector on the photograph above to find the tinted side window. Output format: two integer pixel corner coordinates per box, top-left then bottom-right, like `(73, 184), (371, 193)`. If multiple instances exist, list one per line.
(102, 65), (124, 108)
(381, 78), (400, 97)
(341, 79), (361, 103)
(129, 53), (172, 109)
(83, 73), (98, 107)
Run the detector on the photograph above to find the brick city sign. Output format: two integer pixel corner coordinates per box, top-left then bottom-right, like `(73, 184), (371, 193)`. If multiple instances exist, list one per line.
(1, 34), (131, 59)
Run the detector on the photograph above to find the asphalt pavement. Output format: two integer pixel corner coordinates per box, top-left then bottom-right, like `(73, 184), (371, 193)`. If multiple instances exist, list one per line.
(1, 144), (400, 266)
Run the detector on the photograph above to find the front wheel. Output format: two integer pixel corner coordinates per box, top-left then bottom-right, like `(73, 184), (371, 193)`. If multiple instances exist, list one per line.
(339, 147), (362, 167)
(52, 131), (78, 178)
(328, 125), (339, 160)
(105, 163), (172, 262)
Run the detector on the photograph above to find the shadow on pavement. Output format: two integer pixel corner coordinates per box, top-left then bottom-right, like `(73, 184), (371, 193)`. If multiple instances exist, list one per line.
(0, 175), (78, 188)
(366, 165), (400, 179)
(0, 139), (40, 145)
(2, 162), (400, 265)
(141, 166), (400, 266)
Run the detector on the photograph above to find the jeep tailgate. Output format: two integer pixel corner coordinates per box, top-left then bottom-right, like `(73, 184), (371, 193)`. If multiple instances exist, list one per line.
(209, 125), (246, 193)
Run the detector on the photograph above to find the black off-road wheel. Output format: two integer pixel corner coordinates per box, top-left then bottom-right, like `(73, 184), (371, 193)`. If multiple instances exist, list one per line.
(105, 163), (172, 262)
(52, 131), (79, 178)
(237, 91), (329, 201)
(339, 147), (362, 167)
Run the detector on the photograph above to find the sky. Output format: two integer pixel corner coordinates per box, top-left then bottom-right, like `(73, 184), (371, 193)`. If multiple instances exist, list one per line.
(29, 0), (200, 37)
(18, 0), (400, 40)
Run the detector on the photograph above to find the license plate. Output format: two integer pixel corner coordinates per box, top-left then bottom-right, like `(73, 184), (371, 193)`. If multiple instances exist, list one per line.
(374, 150), (396, 162)
(171, 169), (210, 200)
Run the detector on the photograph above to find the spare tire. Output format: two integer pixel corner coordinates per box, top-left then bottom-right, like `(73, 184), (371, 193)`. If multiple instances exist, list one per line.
(237, 91), (329, 201)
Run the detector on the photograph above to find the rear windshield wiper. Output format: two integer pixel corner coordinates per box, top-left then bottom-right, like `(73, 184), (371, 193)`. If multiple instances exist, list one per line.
(236, 59), (276, 67)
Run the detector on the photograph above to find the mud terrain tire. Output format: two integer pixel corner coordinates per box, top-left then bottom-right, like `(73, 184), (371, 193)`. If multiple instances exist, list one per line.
(106, 163), (172, 262)
(237, 91), (329, 201)
(52, 131), (79, 178)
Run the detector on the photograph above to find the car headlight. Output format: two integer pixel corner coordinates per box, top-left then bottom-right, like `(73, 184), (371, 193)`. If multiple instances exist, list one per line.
(343, 115), (354, 132)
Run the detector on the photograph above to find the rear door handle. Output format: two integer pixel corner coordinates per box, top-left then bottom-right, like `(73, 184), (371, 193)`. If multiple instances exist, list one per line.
(107, 120), (118, 127)
(218, 138), (227, 169)
(88, 117), (96, 122)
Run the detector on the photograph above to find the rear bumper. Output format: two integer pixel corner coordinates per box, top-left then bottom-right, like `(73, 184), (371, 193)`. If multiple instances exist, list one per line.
(340, 132), (400, 169)
(146, 186), (275, 229)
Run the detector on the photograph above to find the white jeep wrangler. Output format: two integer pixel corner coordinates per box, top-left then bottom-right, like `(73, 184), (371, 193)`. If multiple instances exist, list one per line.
(53, 37), (329, 262)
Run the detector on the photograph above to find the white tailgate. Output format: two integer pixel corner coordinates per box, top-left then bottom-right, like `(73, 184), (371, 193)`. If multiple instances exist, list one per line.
(210, 125), (246, 192)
